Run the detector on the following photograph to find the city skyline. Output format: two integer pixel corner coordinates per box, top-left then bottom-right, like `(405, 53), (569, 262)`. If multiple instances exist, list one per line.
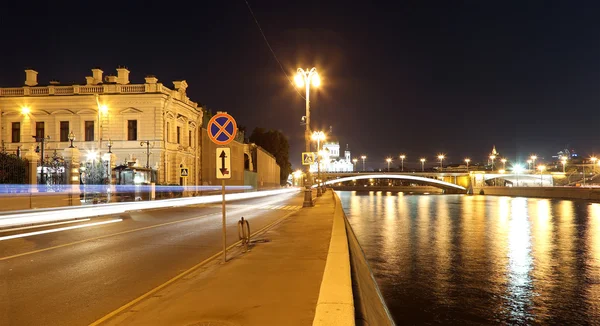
(1, 1), (599, 168)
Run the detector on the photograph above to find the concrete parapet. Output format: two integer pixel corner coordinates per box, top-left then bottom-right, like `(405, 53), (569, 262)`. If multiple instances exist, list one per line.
(480, 186), (600, 201)
(313, 193), (355, 326)
(343, 196), (395, 325)
(0, 192), (76, 211)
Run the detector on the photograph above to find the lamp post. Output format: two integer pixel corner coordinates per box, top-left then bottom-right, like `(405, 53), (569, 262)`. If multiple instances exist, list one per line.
(68, 131), (75, 148)
(561, 157), (567, 173)
(386, 158), (392, 172)
(489, 155), (496, 171)
(530, 155), (537, 170)
(591, 157), (597, 174)
(420, 158), (426, 172)
(352, 158), (358, 171)
(140, 141), (151, 168)
(295, 67), (320, 207)
(107, 139), (113, 154)
(438, 154), (445, 170)
(399, 154), (406, 172)
(33, 135), (51, 185)
(527, 159), (532, 171)
(312, 131), (325, 197)
(464, 158), (470, 172)
(538, 165), (546, 186)
(361, 155), (367, 172)
(501, 158), (507, 170)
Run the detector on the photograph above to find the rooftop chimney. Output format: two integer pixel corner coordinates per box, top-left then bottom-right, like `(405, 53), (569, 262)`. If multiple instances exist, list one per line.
(172, 80), (188, 93)
(25, 69), (38, 86)
(145, 75), (158, 84)
(105, 75), (118, 83)
(91, 68), (103, 85)
(116, 67), (130, 84)
(85, 76), (94, 85)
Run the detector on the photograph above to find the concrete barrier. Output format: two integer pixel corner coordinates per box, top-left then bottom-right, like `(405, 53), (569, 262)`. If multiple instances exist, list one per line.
(343, 201), (395, 325)
(480, 186), (600, 201)
(313, 193), (355, 326)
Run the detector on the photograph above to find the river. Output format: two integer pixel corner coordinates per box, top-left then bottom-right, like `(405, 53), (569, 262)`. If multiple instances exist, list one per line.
(338, 191), (600, 325)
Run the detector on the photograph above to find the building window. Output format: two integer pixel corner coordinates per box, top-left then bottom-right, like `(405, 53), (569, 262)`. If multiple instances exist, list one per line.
(60, 121), (69, 142)
(189, 130), (192, 147)
(127, 120), (137, 141)
(177, 126), (181, 144)
(166, 122), (170, 142)
(85, 121), (94, 141)
(11, 122), (20, 143)
(36, 122), (45, 139)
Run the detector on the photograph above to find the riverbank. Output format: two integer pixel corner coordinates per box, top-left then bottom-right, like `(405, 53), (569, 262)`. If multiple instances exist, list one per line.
(478, 186), (600, 201)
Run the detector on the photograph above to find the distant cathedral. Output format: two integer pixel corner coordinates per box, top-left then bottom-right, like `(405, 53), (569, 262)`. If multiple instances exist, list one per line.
(310, 137), (354, 173)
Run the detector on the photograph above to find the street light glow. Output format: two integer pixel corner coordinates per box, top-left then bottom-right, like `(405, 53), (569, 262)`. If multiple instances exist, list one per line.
(312, 73), (321, 87)
(87, 151), (98, 161)
(311, 130), (326, 141)
(294, 74), (304, 87)
(386, 158), (392, 163)
(512, 164), (524, 173)
(99, 105), (109, 114)
(21, 106), (30, 114)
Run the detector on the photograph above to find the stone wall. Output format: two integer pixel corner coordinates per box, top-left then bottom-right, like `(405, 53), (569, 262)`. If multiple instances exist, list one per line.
(255, 147), (281, 189)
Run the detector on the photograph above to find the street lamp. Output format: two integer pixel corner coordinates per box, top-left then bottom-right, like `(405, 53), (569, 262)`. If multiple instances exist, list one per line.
(361, 155), (367, 172)
(399, 154), (406, 172)
(68, 131), (75, 148)
(537, 165), (546, 186)
(501, 158), (507, 170)
(420, 158), (426, 172)
(530, 155), (537, 169)
(513, 164), (524, 187)
(561, 157), (567, 173)
(489, 155), (496, 171)
(140, 141), (151, 168)
(437, 154), (445, 170)
(591, 157), (597, 174)
(107, 139), (113, 154)
(386, 157), (392, 172)
(352, 158), (358, 171)
(312, 131), (326, 197)
(295, 67), (320, 207)
(464, 158), (471, 172)
(527, 159), (532, 170)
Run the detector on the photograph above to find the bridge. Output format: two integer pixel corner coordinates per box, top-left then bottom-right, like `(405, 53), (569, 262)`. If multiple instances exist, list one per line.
(318, 171), (556, 193)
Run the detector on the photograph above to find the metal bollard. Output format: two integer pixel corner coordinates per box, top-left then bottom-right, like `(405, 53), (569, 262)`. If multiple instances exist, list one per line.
(238, 217), (251, 252)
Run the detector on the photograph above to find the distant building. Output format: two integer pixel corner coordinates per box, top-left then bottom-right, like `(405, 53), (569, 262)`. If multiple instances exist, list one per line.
(310, 141), (354, 172)
(552, 148), (577, 160)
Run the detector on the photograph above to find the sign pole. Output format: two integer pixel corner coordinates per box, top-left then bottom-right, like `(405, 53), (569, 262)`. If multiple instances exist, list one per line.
(222, 179), (226, 263)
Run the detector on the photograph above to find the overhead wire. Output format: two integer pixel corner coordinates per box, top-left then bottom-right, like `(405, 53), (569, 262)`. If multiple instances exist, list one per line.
(243, 0), (306, 100)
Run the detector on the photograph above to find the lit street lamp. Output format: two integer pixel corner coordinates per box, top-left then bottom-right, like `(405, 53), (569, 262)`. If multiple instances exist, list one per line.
(386, 157), (392, 172)
(399, 154), (406, 172)
(513, 164), (524, 187)
(420, 158), (426, 172)
(312, 131), (326, 197)
(561, 157), (567, 173)
(107, 139), (113, 154)
(295, 67), (321, 207)
(437, 154), (445, 170)
(530, 155), (537, 170)
(527, 159), (532, 171)
(352, 158), (358, 171)
(140, 141), (151, 168)
(538, 165), (546, 186)
(361, 155), (367, 172)
(591, 157), (597, 174)
(68, 131), (75, 148)
(501, 158), (507, 170)
(464, 158), (470, 171)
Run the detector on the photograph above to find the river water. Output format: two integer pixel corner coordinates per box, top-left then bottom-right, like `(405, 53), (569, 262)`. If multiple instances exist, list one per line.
(337, 191), (600, 325)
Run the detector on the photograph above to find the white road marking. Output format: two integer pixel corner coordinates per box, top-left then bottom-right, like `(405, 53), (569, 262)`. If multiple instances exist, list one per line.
(0, 219), (122, 241)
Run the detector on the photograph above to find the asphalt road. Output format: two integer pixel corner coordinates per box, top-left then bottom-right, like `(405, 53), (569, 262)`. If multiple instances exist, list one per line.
(0, 191), (303, 326)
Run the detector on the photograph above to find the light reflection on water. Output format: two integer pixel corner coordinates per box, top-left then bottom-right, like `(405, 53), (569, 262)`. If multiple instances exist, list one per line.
(338, 191), (600, 325)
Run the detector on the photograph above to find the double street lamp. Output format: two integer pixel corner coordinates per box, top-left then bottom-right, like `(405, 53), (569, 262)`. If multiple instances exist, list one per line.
(361, 155), (367, 172)
(437, 154), (445, 170)
(352, 158), (358, 171)
(489, 154), (496, 171)
(386, 157), (392, 172)
(420, 158), (426, 172)
(464, 158), (471, 172)
(295, 67), (320, 207)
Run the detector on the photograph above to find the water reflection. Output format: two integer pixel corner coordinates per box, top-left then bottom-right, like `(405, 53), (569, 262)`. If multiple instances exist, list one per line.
(338, 191), (600, 325)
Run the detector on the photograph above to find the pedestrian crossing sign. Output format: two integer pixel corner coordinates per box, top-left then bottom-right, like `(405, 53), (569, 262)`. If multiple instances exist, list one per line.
(302, 152), (316, 165)
(180, 167), (189, 178)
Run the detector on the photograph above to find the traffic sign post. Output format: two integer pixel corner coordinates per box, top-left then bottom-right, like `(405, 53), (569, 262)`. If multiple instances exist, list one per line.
(207, 112), (237, 263)
(302, 152), (316, 165)
(179, 167), (189, 178)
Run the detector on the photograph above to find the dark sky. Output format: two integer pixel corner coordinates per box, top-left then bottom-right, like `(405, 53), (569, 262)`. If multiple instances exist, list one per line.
(1, 1), (599, 170)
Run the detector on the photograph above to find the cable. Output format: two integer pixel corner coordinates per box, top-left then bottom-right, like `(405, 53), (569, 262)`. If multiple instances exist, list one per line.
(243, 0), (306, 100)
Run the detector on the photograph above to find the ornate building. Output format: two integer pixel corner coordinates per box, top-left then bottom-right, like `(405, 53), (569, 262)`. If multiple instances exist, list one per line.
(310, 142), (354, 172)
(0, 68), (203, 185)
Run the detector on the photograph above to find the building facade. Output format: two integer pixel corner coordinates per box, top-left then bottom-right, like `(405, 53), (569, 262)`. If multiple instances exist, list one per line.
(309, 141), (354, 173)
(0, 68), (203, 185)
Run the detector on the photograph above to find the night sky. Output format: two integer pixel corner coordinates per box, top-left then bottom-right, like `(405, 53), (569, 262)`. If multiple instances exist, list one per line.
(1, 1), (599, 170)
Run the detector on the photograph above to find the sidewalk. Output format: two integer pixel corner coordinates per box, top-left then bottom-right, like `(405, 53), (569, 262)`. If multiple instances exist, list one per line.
(105, 191), (335, 326)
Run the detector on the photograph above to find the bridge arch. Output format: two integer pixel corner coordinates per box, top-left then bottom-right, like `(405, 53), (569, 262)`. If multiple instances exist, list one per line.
(321, 174), (467, 192)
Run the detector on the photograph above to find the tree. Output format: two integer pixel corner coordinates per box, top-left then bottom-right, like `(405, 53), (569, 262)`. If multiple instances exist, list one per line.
(249, 128), (292, 185)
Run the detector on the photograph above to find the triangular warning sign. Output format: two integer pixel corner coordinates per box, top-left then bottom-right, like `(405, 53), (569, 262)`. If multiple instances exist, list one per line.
(181, 168), (188, 176)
